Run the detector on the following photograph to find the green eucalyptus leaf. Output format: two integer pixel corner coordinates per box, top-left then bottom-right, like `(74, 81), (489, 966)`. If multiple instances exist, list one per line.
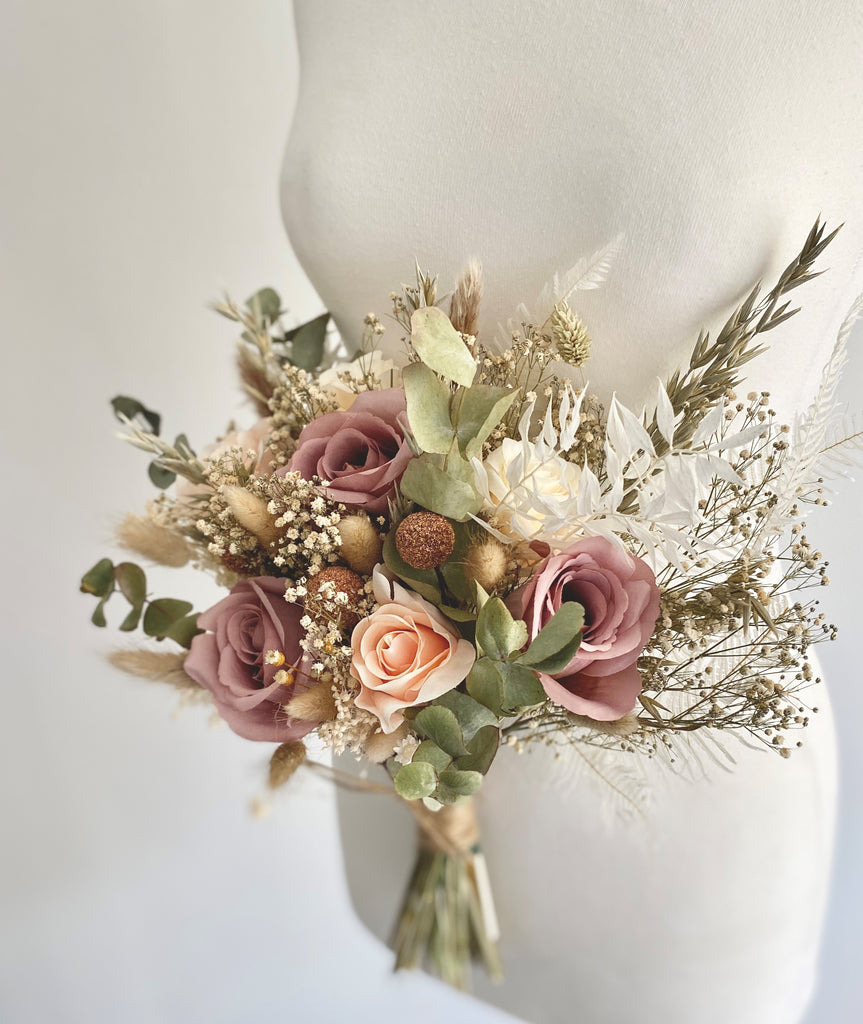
(114, 562), (147, 610)
(410, 306), (476, 387)
(246, 287), (281, 322)
(80, 558), (115, 598)
(403, 362), (455, 455)
(465, 658), (504, 715)
(90, 597), (110, 628)
(174, 433), (196, 458)
(437, 604), (476, 622)
(400, 456), (481, 522)
(411, 740), (452, 773)
(434, 689), (498, 741)
(148, 462), (177, 489)
(413, 705), (469, 758)
(456, 385), (520, 460)
(111, 396), (161, 436)
(455, 725), (500, 775)
(382, 532), (442, 602)
(519, 602), (585, 673)
(394, 760), (438, 801)
(438, 522), (474, 603)
(118, 605), (143, 632)
(436, 767), (483, 803)
(498, 661), (546, 713)
(287, 313), (330, 371)
(163, 613), (202, 649)
(475, 597), (528, 660)
(143, 598), (194, 639)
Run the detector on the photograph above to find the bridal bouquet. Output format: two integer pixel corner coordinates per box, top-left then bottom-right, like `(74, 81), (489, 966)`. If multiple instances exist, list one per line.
(81, 219), (860, 988)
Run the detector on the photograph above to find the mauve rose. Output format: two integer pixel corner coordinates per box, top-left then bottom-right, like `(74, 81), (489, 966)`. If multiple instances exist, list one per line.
(184, 576), (314, 742)
(286, 388), (411, 515)
(512, 536), (660, 721)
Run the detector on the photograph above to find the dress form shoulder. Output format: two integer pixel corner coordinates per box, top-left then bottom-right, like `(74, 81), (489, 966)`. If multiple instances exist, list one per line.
(281, 3), (862, 1021)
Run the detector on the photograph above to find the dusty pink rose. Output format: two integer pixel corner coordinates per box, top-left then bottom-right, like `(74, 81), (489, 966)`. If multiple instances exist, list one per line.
(352, 567), (476, 733)
(512, 536), (660, 721)
(176, 417), (276, 501)
(184, 576), (314, 742)
(286, 388), (411, 515)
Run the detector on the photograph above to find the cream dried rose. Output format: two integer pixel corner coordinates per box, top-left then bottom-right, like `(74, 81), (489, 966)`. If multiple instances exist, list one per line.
(317, 351), (401, 410)
(479, 437), (582, 542)
(351, 566), (476, 733)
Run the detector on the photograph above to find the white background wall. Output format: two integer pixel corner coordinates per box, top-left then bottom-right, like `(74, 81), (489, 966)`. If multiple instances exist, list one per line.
(0, 3), (859, 1022)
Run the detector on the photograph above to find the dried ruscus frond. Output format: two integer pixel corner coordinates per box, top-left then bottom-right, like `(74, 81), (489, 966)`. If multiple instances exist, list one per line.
(449, 259), (483, 337)
(116, 511), (192, 567)
(108, 649), (201, 694)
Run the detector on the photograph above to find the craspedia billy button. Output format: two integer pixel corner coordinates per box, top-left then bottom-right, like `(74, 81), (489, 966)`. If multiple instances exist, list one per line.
(305, 566), (365, 631)
(395, 512), (455, 570)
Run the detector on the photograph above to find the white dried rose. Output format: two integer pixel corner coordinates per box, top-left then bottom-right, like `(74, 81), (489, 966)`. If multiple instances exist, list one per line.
(317, 351), (401, 410)
(480, 438), (582, 543)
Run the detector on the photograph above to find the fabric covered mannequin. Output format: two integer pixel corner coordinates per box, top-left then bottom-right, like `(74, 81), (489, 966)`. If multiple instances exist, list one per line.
(282, 3), (863, 1020)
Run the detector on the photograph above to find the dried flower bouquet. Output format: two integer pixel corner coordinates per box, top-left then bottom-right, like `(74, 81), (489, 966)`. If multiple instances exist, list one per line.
(82, 220), (861, 988)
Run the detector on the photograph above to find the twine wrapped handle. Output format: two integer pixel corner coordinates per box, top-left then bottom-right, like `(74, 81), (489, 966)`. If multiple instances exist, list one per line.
(393, 796), (502, 988)
(410, 798), (480, 858)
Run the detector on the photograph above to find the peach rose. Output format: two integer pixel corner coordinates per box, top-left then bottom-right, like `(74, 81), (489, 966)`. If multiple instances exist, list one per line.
(351, 567), (476, 733)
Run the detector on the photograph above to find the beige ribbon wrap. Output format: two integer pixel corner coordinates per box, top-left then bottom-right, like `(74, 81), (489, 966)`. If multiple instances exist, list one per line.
(410, 798), (481, 858)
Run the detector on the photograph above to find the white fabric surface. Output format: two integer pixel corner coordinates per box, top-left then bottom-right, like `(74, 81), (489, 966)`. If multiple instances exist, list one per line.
(281, 2), (863, 1021)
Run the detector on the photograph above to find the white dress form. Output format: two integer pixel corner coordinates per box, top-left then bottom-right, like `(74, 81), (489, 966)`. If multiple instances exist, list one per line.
(282, 2), (863, 1021)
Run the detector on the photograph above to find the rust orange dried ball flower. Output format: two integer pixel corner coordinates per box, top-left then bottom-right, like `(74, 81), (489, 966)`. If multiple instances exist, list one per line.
(305, 566), (365, 631)
(395, 512), (455, 570)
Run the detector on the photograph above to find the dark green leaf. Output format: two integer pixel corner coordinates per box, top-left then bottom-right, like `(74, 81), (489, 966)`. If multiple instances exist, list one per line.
(174, 433), (196, 457)
(413, 705), (468, 758)
(286, 313), (329, 371)
(455, 725), (500, 775)
(403, 362), (455, 454)
(411, 740), (452, 773)
(80, 558), (115, 597)
(465, 658), (504, 715)
(119, 605), (143, 632)
(475, 597), (528, 660)
(114, 562), (147, 609)
(394, 760), (438, 801)
(434, 689), (498, 741)
(143, 598), (194, 638)
(246, 287), (281, 322)
(90, 597), (110, 628)
(111, 396), (161, 436)
(148, 462), (176, 489)
(163, 613), (202, 649)
(519, 602), (585, 673)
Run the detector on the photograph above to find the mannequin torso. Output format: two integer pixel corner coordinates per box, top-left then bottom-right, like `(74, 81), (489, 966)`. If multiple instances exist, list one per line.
(282, 2), (863, 1020)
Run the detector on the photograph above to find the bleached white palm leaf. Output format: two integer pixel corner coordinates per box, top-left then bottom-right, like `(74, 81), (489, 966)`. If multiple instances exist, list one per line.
(497, 234), (624, 345)
(786, 292), (863, 491)
(534, 233), (625, 312)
